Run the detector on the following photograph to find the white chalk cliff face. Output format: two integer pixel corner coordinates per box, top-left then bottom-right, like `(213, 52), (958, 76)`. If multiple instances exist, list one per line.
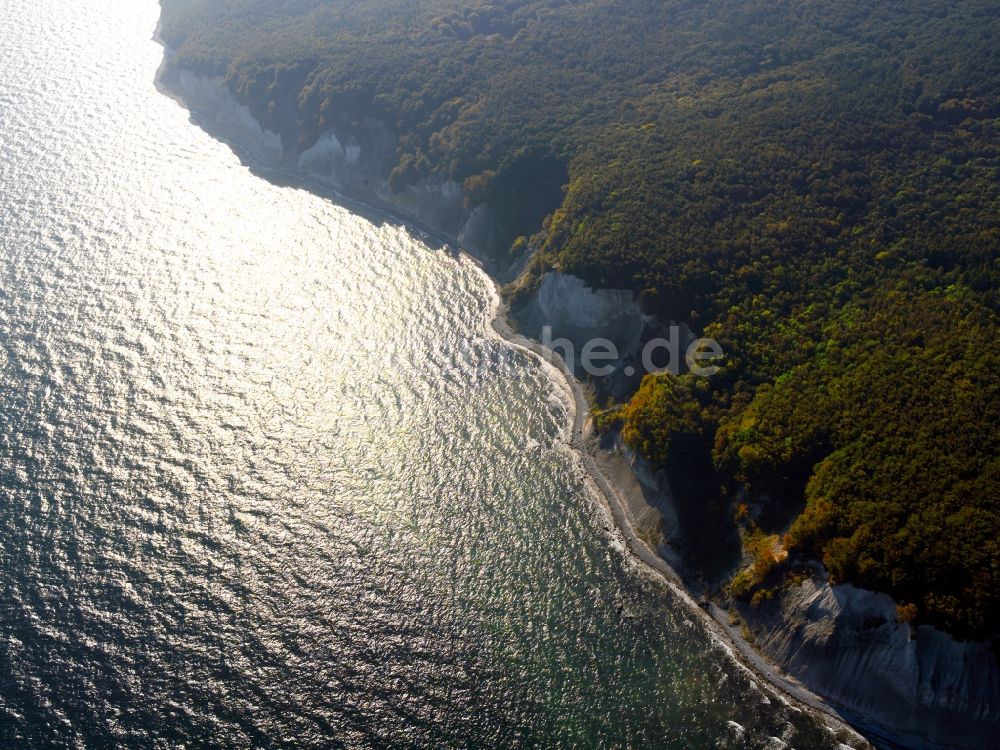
(457, 203), (497, 258)
(740, 579), (1000, 750)
(538, 273), (642, 333)
(595, 435), (685, 573)
(514, 272), (646, 370)
(159, 65), (495, 257)
(384, 177), (467, 239)
(173, 71), (284, 166)
(297, 131), (363, 172)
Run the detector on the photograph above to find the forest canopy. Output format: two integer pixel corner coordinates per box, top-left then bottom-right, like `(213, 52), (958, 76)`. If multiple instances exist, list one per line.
(159, 0), (1000, 639)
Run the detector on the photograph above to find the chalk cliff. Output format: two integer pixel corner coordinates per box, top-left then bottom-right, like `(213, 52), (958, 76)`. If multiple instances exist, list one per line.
(512, 272), (646, 368)
(740, 579), (1000, 750)
(157, 60), (496, 258)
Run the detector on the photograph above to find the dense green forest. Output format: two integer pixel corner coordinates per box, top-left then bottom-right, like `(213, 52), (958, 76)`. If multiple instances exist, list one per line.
(159, 0), (1000, 640)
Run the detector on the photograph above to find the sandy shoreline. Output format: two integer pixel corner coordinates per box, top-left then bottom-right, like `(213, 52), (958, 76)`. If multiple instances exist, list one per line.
(153, 31), (872, 748)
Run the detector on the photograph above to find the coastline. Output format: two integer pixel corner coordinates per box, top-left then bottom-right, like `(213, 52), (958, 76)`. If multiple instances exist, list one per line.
(481, 281), (871, 740)
(152, 32), (873, 748)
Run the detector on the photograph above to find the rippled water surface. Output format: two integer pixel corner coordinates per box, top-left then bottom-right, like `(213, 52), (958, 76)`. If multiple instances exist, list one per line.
(0, 1), (863, 748)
